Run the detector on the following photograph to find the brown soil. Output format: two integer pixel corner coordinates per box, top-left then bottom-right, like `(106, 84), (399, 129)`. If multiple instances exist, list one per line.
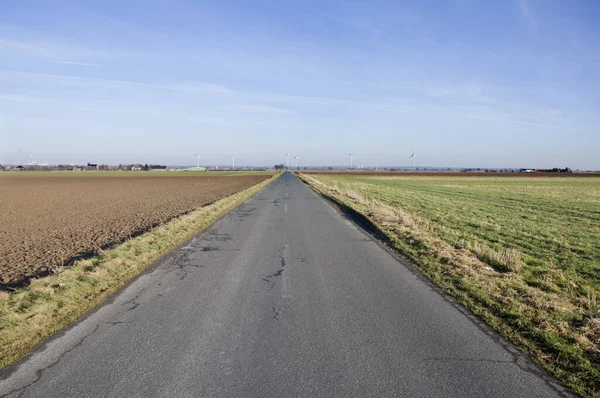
(0, 175), (271, 286)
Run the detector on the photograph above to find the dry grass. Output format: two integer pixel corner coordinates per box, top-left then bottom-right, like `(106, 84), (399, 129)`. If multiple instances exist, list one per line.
(0, 174), (278, 369)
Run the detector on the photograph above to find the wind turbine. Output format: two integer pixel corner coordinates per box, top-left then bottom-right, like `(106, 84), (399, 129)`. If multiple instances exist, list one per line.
(349, 153), (353, 170)
(286, 153), (290, 169)
(294, 156), (299, 170)
(409, 146), (415, 171)
(232, 154), (236, 170)
(192, 153), (200, 169)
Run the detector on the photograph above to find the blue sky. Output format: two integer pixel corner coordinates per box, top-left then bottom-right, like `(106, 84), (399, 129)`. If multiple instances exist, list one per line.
(1, 0), (599, 169)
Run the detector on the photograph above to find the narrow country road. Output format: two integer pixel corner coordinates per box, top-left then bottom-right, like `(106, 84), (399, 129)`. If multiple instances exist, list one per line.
(0, 172), (571, 397)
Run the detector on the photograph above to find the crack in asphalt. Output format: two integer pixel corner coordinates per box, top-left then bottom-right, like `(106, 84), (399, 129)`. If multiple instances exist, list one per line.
(169, 250), (206, 281)
(261, 248), (287, 289)
(197, 233), (232, 243)
(2, 322), (102, 398)
(272, 307), (280, 321)
(156, 238), (232, 282)
(262, 269), (283, 290)
(234, 207), (256, 216)
(2, 278), (167, 397)
(107, 320), (135, 326)
(3, 313), (142, 398)
(424, 354), (570, 397)
(121, 284), (152, 312)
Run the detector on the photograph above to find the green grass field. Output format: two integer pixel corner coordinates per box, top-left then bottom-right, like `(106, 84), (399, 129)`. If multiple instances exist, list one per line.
(0, 170), (275, 177)
(300, 173), (600, 396)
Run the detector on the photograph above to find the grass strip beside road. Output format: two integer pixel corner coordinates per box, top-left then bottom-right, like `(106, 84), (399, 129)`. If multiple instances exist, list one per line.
(298, 172), (600, 397)
(0, 174), (279, 369)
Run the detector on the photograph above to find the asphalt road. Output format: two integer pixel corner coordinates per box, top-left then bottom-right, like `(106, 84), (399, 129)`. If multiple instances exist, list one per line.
(0, 172), (571, 397)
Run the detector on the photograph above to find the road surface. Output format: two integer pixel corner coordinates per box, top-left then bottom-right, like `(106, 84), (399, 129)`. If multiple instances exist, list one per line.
(0, 172), (571, 397)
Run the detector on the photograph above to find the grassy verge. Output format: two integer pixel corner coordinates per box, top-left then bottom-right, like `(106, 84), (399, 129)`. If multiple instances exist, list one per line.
(0, 174), (278, 369)
(298, 172), (600, 397)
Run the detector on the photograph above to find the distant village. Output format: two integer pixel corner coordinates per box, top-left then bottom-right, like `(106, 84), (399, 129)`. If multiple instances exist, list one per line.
(1, 163), (169, 172)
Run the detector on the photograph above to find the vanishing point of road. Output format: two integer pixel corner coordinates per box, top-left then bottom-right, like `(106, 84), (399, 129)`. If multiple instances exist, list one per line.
(0, 172), (572, 397)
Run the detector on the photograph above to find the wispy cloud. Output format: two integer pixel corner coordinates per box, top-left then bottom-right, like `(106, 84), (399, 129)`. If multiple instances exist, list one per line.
(0, 94), (48, 103)
(162, 82), (231, 93)
(227, 104), (293, 114)
(307, 9), (389, 39)
(245, 91), (358, 106)
(516, 0), (538, 32)
(53, 61), (101, 67)
(0, 71), (231, 94)
(243, 90), (420, 114)
(0, 39), (56, 58)
(0, 38), (101, 60)
(0, 70), (586, 133)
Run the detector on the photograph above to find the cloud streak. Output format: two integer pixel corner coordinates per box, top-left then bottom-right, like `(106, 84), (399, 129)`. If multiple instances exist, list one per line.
(0, 39), (57, 58)
(0, 38), (102, 60)
(0, 71), (231, 94)
(227, 104), (293, 114)
(516, 0), (538, 31)
(53, 61), (101, 67)
(0, 72), (577, 132)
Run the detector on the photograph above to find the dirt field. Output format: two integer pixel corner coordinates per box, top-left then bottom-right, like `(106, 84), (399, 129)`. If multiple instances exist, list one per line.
(0, 175), (272, 286)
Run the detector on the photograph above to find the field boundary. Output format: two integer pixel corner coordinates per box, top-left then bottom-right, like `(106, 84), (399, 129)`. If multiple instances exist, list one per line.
(0, 174), (279, 370)
(296, 172), (589, 397)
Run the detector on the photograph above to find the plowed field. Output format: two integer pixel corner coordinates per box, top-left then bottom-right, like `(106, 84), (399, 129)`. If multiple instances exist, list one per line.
(0, 174), (272, 286)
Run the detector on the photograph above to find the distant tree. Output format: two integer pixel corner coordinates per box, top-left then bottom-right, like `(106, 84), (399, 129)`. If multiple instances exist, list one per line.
(274, 164), (285, 170)
(143, 164), (150, 171)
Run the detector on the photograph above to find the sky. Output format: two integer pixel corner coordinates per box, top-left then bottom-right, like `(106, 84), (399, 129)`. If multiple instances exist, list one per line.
(1, 0), (599, 169)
